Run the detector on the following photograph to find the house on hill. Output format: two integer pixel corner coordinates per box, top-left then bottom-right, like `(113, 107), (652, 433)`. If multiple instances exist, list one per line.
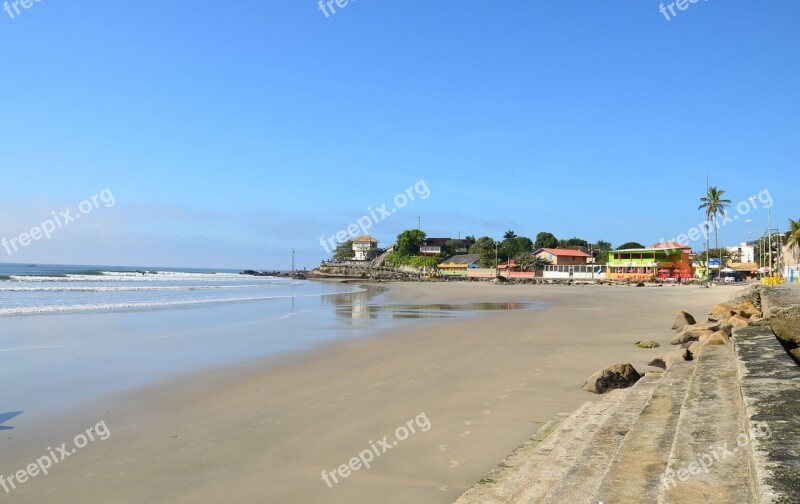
(352, 235), (379, 261)
(533, 248), (591, 266)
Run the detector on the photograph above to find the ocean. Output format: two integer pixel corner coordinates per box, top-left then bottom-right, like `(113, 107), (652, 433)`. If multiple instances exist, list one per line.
(0, 263), (526, 425)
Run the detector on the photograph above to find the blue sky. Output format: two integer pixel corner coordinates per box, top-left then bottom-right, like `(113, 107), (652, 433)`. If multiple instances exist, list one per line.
(0, 1), (797, 269)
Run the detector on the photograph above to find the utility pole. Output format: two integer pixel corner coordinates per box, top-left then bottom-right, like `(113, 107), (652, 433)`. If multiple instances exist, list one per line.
(704, 173), (710, 280)
(417, 216), (422, 231)
(292, 248), (295, 273)
(768, 207), (773, 273)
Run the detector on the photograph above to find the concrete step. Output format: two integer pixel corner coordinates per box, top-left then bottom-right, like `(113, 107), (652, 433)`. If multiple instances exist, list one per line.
(454, 388), (633, 504)
(538, 373), (662, 503)
(733, 325), (800, 503)
(592, 360), (696, 503)
(658, 344), (754, 503)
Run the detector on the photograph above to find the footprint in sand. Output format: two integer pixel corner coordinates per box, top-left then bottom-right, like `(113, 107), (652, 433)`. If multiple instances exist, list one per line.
(464, 420), (472, 425)
(449, 460), (459, 468)
(439, 486), (449, 492)
(484, 402), (491, 407)
(460, 430), (472, 436)
(482, 410), (491, 415)
(499, 395), (509, 399)
(439, 444), (448, 452)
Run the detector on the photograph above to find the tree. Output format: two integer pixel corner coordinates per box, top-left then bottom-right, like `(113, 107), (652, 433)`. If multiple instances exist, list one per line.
(593, 240), (613, 252)
(534, 232), (559, 250)
(499, 230), (533, 261)
(469, 236), (498, 268)
(699, 186), (732, 267)
(395, 229), (426, 256)
(617, 242), (645, 250)
(785, 218), (800, 265)
(560, 237), (589, 248)
(333, 240), (355, 261)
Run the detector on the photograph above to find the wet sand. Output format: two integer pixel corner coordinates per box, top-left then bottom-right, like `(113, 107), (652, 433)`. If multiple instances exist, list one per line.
(2, 282), (743, 503)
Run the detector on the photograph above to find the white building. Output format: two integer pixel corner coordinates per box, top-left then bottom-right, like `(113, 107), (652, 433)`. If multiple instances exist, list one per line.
(727, 242), (755, 263)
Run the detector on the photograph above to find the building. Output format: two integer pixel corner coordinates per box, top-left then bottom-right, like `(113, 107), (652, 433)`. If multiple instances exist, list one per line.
(727, 242), (755, 263)
(782, 242), (799, 282)
(352, 235), (379, 261)
(420, 238), (450, 256)
(606, 242), (693, 281)
(532, 248), (591, 266)
(437, 254), (481, 276)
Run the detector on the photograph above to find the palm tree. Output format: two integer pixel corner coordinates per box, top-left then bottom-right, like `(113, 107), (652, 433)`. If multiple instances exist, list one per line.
(699, 186), (732, 272)
(786, 218), (800, 266)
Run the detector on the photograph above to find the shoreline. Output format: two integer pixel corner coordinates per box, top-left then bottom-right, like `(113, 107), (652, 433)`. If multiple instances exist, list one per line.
(3, 281), (745, 503)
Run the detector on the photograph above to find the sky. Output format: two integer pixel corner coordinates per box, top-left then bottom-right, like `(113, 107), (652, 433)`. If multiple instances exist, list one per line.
(0, 0), (798, 270)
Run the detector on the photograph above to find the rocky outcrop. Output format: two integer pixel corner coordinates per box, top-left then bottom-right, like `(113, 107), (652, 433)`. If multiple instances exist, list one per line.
(582, 364), (641, 394)
(670, 310), (696, 330)
(648, 348), (692, 370)
(635, 340), (660, 349)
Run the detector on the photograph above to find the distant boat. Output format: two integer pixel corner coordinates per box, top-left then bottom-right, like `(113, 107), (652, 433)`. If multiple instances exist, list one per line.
(26, 264), (36, 267)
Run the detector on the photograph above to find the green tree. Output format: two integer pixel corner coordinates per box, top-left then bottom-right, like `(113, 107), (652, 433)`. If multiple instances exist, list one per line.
(534, 232), (559, 250)
(499, 230), (532, 261)
(560, 237), (589, 248)
(395, 229), (426, 256)
(699, 186), (732, 267)
(333, 240), (354, 261)
(784, 218), (800, 265)
(617, 242), (645, 250)
(469, 236), (498, 268)
(593, 240), (613, 252)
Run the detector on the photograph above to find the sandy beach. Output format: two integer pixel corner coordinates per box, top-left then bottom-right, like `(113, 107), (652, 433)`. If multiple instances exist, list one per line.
(2, 282), (745, 503)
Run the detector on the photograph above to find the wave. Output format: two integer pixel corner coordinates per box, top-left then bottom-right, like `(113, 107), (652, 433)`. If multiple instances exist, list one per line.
(0, 284), (269, 293)
(3, 271), (285, 283)
(0, 294), (297, 316)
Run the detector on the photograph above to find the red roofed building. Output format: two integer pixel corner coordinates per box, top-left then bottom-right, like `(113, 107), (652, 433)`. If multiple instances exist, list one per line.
(533, 248), (591, 266)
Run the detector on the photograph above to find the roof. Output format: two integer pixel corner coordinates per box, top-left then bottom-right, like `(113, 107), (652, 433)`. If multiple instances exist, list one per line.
(352, 235), (379, 243)
(422, 238), (452, 247)
(497, 262), (519, 269)
(649, 241), (692, 251)
(534, 248), (591, 258)
(438, 254), (480, 266)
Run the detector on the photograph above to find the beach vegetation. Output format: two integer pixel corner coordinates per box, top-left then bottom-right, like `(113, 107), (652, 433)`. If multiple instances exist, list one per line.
(534, 232), (559, 249)
(617, 241), (645, 250)
(333, 240), (355, 261)
(699, 186), (732, 267)
(395, 229), (427, 256)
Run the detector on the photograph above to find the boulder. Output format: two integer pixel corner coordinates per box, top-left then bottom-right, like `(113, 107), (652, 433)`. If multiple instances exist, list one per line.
(648, 348), (692, 370)
(636, 340), (661, 349)
(790, 348), (800, 362)
(718, 322), (733, 336)
(706, 333), (728, 345)
(582, 363), (641, 394)
(671, 310), (697, 330)
(671, 325), (716, 345)
(729, 314), (751, 328)
(737, 300), (762, 319)
(710, 303), (738, 321)
(688, 341), (706, 355)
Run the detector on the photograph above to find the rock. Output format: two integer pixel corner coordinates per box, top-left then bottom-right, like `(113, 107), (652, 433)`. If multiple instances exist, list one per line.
(710, 303), (738, 321)
(737, 300), (762, 319)
(671, 327), (714, 345)
(790, 348), (800, 362)
(581, 363), (641, 394)
(635, 282), (645, 287)
(706, 334), (728, 345)
(636, 340), (661, 349)
(718, 322), (733, 336)
(648, 348), (692, 370)
(729, 314), (751, 328)
(700, 330), (728, 343)
(688, 341), (706, 355)
(671, 310), (697, 330)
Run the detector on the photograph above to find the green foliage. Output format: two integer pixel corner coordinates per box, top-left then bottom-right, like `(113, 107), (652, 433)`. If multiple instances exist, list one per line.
(699, 186), (732, 266)
(334, 240), (355, 261)
(385, 252), (440, 270)
(617, 242), (645, 250)
(468, 236), (497, 267)
(593, 240), (613, 252)
(395, 229), (426, 256)
(534, 232), (559, 249)
(560, 237), (589, 248)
